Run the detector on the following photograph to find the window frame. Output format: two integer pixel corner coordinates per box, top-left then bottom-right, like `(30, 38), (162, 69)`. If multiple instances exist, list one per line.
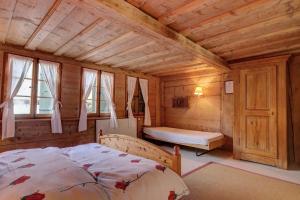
(82, 68), (115, 117)
(2, 53), (62, 119)
(125, 75), (145, 117)
(100, 71), (115, 116)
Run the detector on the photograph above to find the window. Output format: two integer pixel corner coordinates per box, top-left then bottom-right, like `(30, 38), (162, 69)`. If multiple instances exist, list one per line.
(82, 69), (98, 114)
(6, 54), (60, 117)
(100, 72), (114, 114)
(12, 57), (33, 115)
(132, 80), (145, 115)
(83, 69), (114, 116)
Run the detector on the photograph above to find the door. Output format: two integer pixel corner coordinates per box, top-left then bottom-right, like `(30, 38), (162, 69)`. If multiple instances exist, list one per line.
(240, 66), (277, 160)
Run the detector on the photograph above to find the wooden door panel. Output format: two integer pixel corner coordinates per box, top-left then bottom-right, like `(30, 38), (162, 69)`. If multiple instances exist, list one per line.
(246, 71), (270, 110)
(240, 66), (277, 159)
(244, 116), (276, 157)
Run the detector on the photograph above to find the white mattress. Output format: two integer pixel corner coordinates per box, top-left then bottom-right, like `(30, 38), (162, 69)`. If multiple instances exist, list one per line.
(144, 127), (224, 146)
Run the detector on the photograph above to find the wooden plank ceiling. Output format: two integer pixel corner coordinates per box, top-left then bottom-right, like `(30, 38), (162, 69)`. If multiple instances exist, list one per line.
(127, 0), (300, 61)
(0, 0), (299, 76)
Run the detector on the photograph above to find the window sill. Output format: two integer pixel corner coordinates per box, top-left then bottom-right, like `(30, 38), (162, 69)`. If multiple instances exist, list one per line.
(0, 116), (129, 123)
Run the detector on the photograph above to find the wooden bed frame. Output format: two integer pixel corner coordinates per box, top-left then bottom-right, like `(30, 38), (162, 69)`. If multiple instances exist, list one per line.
(144, 133), (225, 155)
(98, 130), (181, 175)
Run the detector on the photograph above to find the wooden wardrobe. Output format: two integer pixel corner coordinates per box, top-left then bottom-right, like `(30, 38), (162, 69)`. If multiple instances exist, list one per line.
(232, 56), (289, 169)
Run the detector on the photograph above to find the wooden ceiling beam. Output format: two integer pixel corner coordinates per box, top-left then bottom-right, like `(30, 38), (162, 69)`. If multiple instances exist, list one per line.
(85, 0), (229, 71)
(54, 17), (105, 56)
(126, 0), (148, 8)
(25, 0), (78, 50)
(0, 0), (16, 43)
(76, 31), (135, 61)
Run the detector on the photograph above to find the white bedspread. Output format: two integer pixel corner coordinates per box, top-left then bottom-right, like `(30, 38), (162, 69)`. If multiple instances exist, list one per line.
(144, 127), (224, 146)
(0, 143), (189, 200)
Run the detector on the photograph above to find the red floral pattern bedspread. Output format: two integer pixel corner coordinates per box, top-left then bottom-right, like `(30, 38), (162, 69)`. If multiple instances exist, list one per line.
(0, 143), (189, 200)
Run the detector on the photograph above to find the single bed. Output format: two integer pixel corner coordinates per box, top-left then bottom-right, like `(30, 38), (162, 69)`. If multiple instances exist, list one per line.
(0, 134), (189, 200)
(143, 127), (225, 155)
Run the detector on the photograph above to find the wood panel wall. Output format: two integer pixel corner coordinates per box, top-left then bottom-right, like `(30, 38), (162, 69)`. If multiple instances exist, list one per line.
(288, 55), (300, 164)
(161, 71), (235, 150)
(0, 44), (160, 152)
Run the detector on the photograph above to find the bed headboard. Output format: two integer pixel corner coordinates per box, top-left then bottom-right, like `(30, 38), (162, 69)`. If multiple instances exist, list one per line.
(96, 118), (137, 141)
(98, 131), (181, 175)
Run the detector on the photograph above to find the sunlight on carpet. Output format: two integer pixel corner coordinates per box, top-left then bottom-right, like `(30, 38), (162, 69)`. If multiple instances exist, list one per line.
(183, 162), (300, 200)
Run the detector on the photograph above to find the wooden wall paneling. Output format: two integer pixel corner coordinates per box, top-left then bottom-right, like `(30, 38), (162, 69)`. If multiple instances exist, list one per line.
(0, 45), (159, 152)
(277, 59), (288, 169)
(155, 78), (161, 126)
(220, 71), (237, 150)
(148, 78), (157, 126)
(162, 73), (223, 132)
(114, 72), (126, 118)
(288, 55), (300, 164)
(60, 63), (81, 118)
(160, 81), (165, 126)
(0, 119), (95, 152)
(0, 50), (3, 100)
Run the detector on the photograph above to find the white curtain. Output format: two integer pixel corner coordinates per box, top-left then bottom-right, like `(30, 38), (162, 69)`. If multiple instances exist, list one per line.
(39, 60), (62, 133)
(78, 69), (97, 132)
(102, 72), (118, 128)
(139, 78), (151, 126)
(127, 76), (137, 127)
(0, 55), (32, 140)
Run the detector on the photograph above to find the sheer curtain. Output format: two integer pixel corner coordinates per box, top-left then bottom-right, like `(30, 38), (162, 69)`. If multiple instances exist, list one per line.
(39, 60), (62, 133)
(102, 72), (118, 128)
(139, 78), (151, 126)
(0, 55), (32, 140)
(127, 76), (137, 127)
(78, 69), (97, 132)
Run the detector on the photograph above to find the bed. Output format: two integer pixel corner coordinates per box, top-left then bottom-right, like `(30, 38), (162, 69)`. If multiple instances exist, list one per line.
(143, 127), (225, 155)
(0, 134), (189, 200)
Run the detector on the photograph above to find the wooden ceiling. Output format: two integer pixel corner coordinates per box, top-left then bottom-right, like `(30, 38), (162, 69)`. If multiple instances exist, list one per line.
(128, 0), (300, 60)
(0, 0), (299, 76)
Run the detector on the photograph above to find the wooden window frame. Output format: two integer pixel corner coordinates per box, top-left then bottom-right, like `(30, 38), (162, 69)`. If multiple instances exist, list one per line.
(2, 53), (61, 119)
(125, 76), (145, 117)
(82, 68), (115, 117)
(100, 71), (115, 117)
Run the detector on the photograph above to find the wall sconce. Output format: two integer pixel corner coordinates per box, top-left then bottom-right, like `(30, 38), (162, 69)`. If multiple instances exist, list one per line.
(194, 86), (203, 96)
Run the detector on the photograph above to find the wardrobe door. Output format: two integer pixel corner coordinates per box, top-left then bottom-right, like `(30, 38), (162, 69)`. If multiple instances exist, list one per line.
(239, 66), (278, 164)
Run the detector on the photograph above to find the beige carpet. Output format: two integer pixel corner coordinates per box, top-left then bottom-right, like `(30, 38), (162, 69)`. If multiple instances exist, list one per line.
(183, 162), (300, 200)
